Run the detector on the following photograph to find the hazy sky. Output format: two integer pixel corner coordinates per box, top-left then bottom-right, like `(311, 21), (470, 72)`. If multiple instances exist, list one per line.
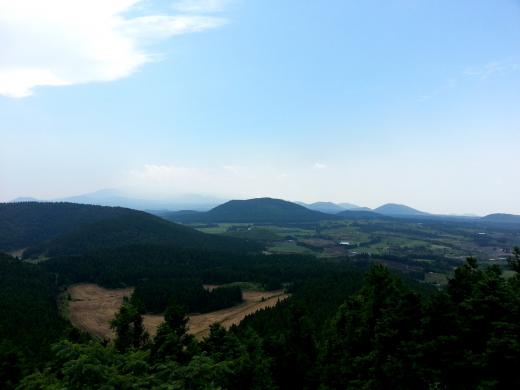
(1, 0), (520, 215)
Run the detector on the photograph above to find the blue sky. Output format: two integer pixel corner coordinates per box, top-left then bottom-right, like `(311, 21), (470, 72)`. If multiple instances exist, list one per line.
(1, 0), (520, 214)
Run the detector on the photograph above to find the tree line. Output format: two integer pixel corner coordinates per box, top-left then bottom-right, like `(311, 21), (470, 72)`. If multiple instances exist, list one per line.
(132, 279), (243, 314)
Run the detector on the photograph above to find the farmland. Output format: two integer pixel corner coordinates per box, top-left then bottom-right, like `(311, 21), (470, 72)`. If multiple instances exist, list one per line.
(184, 219), (520, 281)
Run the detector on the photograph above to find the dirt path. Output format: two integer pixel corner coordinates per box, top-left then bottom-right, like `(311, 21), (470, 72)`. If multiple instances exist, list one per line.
(67, 284), (289, 340)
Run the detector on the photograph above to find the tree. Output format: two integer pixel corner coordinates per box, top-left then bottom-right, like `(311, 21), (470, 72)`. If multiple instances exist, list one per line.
(319, 264), (423, 389)
(110, 300), (149, 353)
(151, 303), (196, 363)
(508, 246), (520, 273)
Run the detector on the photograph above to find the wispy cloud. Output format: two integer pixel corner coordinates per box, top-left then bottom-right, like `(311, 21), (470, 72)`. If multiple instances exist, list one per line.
(463, 62), (508, 80)
(419, 61), (519, 102)
(418, 78), (457, 102)
(127, 163), (253, 196)
(172, 0), (232, 13)
(0, 0), (227, 98)
(125, 163), (293, 198)
(313, 163), (327, 169)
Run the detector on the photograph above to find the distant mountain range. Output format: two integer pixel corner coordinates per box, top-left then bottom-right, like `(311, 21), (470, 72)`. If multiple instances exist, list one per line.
(482, 213), (520, 224)
(296, 201), (346, 214)
(296, 201), (371, 214)
(7, 192), (520, 225)
(336, 209), (389, 220)
(9, 189), (222, 211)
(161, 198), (340, 224)
(298, 201), (432, 217)
(373, 203), (430, 217)
(11, 197), (39, 202)
(160, 198), (520, 225)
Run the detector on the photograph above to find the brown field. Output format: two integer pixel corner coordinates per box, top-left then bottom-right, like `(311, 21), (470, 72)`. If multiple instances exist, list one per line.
(67, 283), (289, 340)
(67, 284), (134, 340)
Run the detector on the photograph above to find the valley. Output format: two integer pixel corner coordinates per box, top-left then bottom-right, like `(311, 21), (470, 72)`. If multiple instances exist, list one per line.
(1, 201), (520, 388)
(183, 218), (520, 285)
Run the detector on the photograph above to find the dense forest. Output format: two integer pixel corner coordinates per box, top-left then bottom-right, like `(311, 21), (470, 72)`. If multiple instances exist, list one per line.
(0, 254), (68, 387)
(132, 279), (243, 314)
(42, 245), (354, 289)
(2, 202), (520, 388)
(6, 249), (520, 389)
(0, 202), (262, 258)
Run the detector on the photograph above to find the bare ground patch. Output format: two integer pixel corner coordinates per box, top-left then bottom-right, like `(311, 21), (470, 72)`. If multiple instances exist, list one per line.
(67, 284), (289, 340)
(67, 284), (133, 340)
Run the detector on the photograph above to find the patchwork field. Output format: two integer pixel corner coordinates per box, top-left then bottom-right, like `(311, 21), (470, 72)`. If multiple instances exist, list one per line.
(189, 220), (520, 278)
(67, 283), (289, 340)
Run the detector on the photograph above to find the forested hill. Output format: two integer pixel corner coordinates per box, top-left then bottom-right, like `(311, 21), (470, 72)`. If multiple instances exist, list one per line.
(482, 213), (520, 224)
(0, 253), (67, 383)
(0, 202), (136, 251)
(336, 209), (388, 219)
(162, 197), (339, 223)
(374, 203), (430, 216)
(0, 202), (262, 257)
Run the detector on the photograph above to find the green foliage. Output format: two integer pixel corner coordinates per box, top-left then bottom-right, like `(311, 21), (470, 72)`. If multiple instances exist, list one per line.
(27, 213), (262, 258)
(318, 259), (520, 389)
(0, 202), (134, 251)
(319, 265), (423, 389)
(151, 303), (196, 363)
(12, 256), (520, 389)
(42, 244), (352, 290)
(508, 246), (520, 272)
(133, 279), (243, 314)
(0, 202), (262, 258)
(19, 309), (274, 389)
(0, 253), (67, 385)
(111, 301), (149, 352)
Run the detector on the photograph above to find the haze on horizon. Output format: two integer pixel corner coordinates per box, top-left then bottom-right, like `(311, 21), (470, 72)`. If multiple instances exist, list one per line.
(1, 0), (519, 215)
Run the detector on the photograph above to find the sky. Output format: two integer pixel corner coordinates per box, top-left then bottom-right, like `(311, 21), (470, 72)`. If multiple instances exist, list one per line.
(1, 0), (520, 215)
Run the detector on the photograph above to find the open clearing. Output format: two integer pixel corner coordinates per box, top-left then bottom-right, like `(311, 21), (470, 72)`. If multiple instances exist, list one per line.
(67, 283), (289, 340)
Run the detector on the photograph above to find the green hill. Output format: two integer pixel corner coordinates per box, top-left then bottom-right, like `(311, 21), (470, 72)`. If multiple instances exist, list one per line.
(336, 209), (389, 220)
(162, 197), (339, 223)
(304, 201), (346, 214)
(374, 203), (429, 217)
(482, 213), (520, 224)
(0, 202), (137, 251)
(0, 253), (67, 377)
(0, 202), (261, 258)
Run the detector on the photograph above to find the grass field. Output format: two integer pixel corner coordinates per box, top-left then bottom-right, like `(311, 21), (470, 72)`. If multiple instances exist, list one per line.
(66, 283), (289, 341)
(67, 284), (133, 340)
(183, 220), (519, 284)
(266, 240), (315, 254)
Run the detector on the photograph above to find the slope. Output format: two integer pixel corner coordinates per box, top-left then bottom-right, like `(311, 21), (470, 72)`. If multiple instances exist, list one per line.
(162, 198), (339, 223)
(0, 202), (261, 258)
(374, 203), (430, 217)
(0, 202), (136, 251)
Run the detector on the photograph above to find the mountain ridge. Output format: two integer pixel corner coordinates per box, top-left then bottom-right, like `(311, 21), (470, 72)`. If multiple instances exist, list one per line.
(0, 202), (261, 257)
(374, 203), (430, 216)
(162, 197), (340, 223)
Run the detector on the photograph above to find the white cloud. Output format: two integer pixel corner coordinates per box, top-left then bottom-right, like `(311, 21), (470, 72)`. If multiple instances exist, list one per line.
(313, 162), (327, 169)
(0, 0), (226, 98)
